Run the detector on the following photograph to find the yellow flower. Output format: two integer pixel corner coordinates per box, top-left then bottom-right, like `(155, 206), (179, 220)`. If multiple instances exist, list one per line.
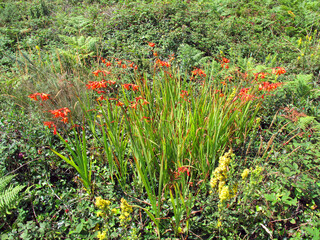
(96, 211), (104, 217)
(241, 169), (250, 179)
(216, 220), (222, 228)
(298, 38), (302, 46)
(95, 196), (111, 210)
(97, 230), (107, 240)
(288, 11), (295, 17)
(111, 208), (118, 215)
(219, 186), (230, 202)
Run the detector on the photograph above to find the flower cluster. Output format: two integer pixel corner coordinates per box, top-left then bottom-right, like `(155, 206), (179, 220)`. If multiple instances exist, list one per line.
(122, 83), (139, 91)
(119, 198), (133, 226)
(272, 67), (286, 75)
(180, 90), (189, 102)
(156, 59), (171, 68)
(239, 88), (255, 102)
(97, 230), (107, 240)
(220, 57), (230, 69)
(92, 69), (111, 77)
(96, 196), (111, 210)
(28, 92), (50, 101)
(86, 80), (116, 90)
(254, 72), (268, 80)
(258, 82), (283, 92)
(191, 68), (206, 77)
(241, 169), (250, 179)
(44, 121), (57, 135)
(48, 107), (71, 123)
(175, 166), (190, 177)
(210, 150), (237, 204)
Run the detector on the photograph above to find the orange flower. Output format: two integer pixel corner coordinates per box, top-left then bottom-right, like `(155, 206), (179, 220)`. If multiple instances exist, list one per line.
(44, 121), (57, 135)
(177, 166), (190, 177)
(49, 108), (70, 121)
(142, 99), (150, 105)
(132, 84), (139, 91)
(61, 117), (69, 123)
(148, 42), (155, 47)
(96, 95), (106, 101)
(28, 93), (39, 101)
(40, 93), (50, 101)
(122, 84), (131, 90)
(130, 103), (138, 109)
(135, 96), (144, 102)
(222, 57), (230, 63)
(92, 70), (102, 77)
(191, 68), (206, 77)
(122, 64), (127, 69)
(86, 80), (107, 90)
(105, 61), (111, 67)
(153, 52), (158, 57)
(116, 101), (124, 107)
(275, 67), (286, 75)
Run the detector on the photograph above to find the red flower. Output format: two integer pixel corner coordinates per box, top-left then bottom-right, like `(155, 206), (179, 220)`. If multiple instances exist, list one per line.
(105, 61), (111, 67)
(222, 57), (230, 63)
(96, 95), (106, 101)
(177, 166), (190, 177)
(116, 101), (124, 107)
(28, 93), (39, 101)
(130, 103), (138, 109)
(92, 70), (102, 77)
(122, 84), (131, 90)
(132, 84), (139, 91)
(48, 108), (70, 123)
(272, 67), (286, 75)
(148, 42), (155, 47)
(44, 121), (57, 135)
(142, 99), (150, 105)
(28, 93), (50, 101)
(40, 93), (50, 101)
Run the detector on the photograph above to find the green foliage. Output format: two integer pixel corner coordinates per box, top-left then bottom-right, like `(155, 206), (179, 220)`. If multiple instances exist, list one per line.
(1, 0), (320, 239)
(0, 174), (24, 215)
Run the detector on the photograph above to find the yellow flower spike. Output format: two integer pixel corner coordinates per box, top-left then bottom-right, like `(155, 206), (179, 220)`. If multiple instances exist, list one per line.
(95, 197), (104, 209)
(96, 211), (104, 217)
(298, 38), (302, 46)
(216, 220), (222, 228)
(111, 208), (118, 215)
(241, 169), (250, 179)
(219, 186), (230, 202)
(97, 230), (107, 240)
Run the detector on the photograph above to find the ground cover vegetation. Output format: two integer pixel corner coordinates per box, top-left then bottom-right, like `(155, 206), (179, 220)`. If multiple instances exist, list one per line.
(0, 0), (320, 239)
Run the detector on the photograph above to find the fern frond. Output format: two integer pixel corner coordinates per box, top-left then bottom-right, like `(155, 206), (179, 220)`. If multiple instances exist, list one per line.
(0, 175), (24, 215)
(0, 175), (15, 192)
